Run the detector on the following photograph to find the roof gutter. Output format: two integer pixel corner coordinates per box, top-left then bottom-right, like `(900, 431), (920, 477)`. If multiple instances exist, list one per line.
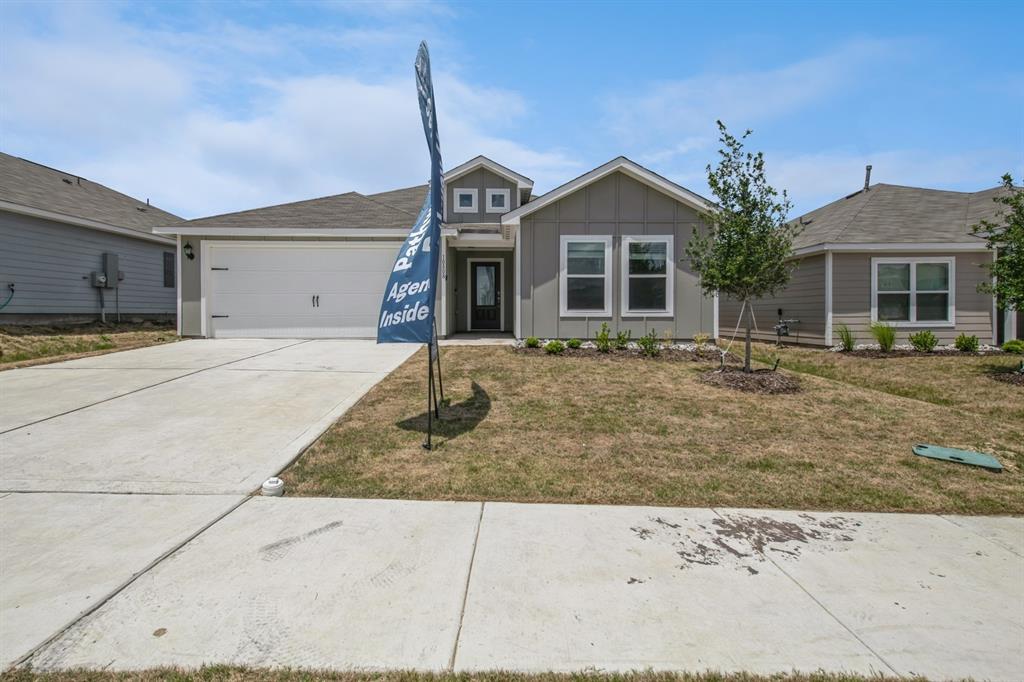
(791, 241), (990, 257)
(1, 200), (175, 245)
(154, 226), (459, 237)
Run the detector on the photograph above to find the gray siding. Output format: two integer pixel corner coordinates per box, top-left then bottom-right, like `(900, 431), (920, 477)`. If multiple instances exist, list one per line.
(518, 171), (715, 340)
(453, 249), (514, 332)
(0, 210), (176, 319)
(832, 251), (994, 345)
(446, 168), (518, 224)
(719, 255), (828, 346)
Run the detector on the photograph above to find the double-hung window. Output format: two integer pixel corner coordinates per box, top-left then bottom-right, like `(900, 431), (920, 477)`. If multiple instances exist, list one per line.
(872, 257), (955, 325)
(621, 236), (673, 316)
(560, 235), (612, 316)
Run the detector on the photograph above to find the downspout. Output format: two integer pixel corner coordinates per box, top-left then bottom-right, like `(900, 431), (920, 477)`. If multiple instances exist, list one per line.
(825, 250), (834, 347)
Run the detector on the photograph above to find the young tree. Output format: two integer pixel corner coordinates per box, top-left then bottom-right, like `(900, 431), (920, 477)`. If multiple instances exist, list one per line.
(687, 121), (799, 372)
(972, 174), (1024, 313)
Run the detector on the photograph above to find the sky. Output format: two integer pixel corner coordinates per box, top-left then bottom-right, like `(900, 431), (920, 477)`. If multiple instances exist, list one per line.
(1, 0), (1022, 220)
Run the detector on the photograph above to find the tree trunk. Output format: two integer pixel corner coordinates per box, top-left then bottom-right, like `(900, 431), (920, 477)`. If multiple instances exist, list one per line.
(744, 300), (753, 373)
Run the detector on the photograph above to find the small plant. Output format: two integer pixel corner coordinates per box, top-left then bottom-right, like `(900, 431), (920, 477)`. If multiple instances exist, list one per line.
(544, 339), (565, 354)
(954, 333), (979, 353)
(835, 324), (855, 352)
(566, 338), (582, 349)
(525, 336), (540, 348)
(908, 329), (938, 353)
(1003, 339), (1024, 354)
(594, 323), (612, 353)
(637, 329), (661, 357)
(614, 329), (632, 350)
(693, 332), (710, 346)
(869, 322), (896, 352)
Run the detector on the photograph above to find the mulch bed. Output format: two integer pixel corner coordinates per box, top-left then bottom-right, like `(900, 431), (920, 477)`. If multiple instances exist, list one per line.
(698, 367), (802, 394)
(989, 369), (1024, 387)
(512, 346), (740, 364)
(840, 349), (1003, 359)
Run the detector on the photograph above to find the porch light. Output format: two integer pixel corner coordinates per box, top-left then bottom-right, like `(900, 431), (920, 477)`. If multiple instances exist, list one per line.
(183, 241), (195, 260)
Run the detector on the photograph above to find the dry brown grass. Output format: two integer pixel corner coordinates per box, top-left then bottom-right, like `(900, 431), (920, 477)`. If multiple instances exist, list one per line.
(285, 346), (1023, 514)
(749, 342), (1023, 423)
(0, 322), (178, 370)
(0, 668), (927, 682)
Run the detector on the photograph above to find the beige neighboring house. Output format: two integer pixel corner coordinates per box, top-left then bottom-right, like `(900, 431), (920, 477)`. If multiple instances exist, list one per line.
(719, 174), (1019, 347)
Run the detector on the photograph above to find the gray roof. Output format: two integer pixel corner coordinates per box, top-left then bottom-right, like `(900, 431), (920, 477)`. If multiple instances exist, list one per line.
(0, 152), (181, 234)
(178, 185), (428, 230)
(792, 183), (1010, 250)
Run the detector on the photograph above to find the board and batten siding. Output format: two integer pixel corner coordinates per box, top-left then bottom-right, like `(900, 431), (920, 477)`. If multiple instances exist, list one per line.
(832, 251), (994, 345)
(518, 170), (715, 340)
(718, 255), (828, 346)
(0, 210), (175, 318)
(446, 168), (519, 225)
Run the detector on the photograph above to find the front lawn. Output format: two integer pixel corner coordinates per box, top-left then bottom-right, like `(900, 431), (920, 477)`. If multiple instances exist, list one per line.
(284, 346), (1023, 514)
(0, 322), (178, 370)
(749, 342), (1023, 423)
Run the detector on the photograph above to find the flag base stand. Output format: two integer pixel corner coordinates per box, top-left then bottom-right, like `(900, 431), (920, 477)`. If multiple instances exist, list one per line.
(422, 322), (444, 451)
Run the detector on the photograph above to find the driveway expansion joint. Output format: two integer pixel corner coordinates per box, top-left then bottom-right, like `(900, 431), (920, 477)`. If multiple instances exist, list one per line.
(449, 501), (486, 671)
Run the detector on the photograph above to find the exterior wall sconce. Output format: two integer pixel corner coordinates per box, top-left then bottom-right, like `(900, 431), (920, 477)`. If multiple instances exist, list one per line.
(183, 241), (195, 260)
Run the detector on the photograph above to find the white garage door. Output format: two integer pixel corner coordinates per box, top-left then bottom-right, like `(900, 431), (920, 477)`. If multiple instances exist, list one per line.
(206, 243), (399, 338)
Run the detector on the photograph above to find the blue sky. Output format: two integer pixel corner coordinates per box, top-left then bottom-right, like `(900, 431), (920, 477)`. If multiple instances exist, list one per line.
(2, 0), (1021, 219)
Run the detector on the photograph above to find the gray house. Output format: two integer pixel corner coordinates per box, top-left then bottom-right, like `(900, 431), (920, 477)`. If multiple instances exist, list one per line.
(159, 155), (718, 340)
(0, 153), (182, 324)
(719, 177), (1019, 347)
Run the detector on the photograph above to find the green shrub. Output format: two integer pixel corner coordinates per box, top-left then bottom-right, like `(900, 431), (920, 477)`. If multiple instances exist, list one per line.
(614, 329), (632, 350)
(693, 332), (710, 346)
(954, 333), (979, 352)
(908, 329), (938, 353)
(525, 336), (540, 348)
(594, 323), (612, 353)
(869, 322), (896, 352)
(835, 324), (855, 352)
(544, 339), (565, 354)
(1003, 339), (1024, 354)
(637, 329), (661, 357)
(566, 338), (582, 349)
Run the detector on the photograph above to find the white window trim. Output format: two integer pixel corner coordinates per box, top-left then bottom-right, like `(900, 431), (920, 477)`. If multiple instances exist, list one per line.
(453, 188), (477, 213)
(485, 188), (511, 213)
(620, 235), (674, 317)
(870, 256), (956, 327)
(560, 235), (612, 317)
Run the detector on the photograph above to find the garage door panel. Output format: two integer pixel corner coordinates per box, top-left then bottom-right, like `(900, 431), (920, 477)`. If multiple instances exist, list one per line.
(207, 243), (400, 338)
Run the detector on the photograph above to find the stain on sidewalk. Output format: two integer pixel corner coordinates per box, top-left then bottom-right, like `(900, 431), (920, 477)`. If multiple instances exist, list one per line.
(629, 512), (861, 577)
(258, 520), (345, 561)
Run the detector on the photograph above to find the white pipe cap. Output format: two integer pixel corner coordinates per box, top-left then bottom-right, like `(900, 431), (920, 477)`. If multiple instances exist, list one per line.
(261, 477), (285, 497)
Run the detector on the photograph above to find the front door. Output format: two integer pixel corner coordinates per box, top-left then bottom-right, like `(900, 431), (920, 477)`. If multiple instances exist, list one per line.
(471, 261), (501, 330)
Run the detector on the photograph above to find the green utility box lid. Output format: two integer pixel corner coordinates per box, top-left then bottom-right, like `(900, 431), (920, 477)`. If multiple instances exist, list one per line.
(913, 444), (1003, 472)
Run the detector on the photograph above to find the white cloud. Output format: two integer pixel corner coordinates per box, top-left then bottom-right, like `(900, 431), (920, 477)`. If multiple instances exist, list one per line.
(0, 3), (577, 218)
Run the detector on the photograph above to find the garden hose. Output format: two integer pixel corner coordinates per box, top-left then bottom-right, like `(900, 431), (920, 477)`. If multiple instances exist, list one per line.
(0, 285), (13, 311)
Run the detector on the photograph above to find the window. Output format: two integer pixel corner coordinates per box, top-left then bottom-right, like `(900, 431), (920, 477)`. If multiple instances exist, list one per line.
(453, 188), (477, 213)
(163, 252), (175, 288)
(485, 188), (511, 213)
(560, 235), (612, 316)
(872, 257), (954, 325)
(621, 236), (674, 316)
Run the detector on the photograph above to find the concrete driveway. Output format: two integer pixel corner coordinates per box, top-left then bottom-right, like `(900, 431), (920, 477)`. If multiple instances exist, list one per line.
(0, 339), (417, 494)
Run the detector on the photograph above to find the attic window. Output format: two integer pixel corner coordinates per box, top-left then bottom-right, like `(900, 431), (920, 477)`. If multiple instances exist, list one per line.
(486, 188), (510, 213)
(453, 188), (477, 213)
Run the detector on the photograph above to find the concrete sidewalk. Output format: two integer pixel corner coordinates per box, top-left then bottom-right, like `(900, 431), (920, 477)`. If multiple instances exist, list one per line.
(16, 498), (1023, 680)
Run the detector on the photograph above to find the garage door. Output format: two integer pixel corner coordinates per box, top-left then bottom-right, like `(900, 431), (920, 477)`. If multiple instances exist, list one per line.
(206, 243), (399, 338)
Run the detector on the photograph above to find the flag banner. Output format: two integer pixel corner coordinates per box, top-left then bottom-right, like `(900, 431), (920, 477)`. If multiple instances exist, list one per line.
(377, 41), (443, 344)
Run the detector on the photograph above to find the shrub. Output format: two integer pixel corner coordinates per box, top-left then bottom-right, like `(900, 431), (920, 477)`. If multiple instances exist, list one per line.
(1003, 339), (1024, 354)
(637, 329), (661, 357)
(594, 323), (612, 353)
(954, 333), (979, 352)
(908, 330), (938, 353)
(835, 324), (855, 352)
(566, 338), (582, 349)
(614, 329), (632, 350)
(869, 322), (896, 352)
(693, 332), (710, 346)
(544, 339), (565, 354)
(525, 336), (540, 348)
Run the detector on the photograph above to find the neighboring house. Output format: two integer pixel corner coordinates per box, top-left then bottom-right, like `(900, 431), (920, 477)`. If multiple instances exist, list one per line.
(159, 155), (718, 341)
(0, 153), (182, 324)
(719, 175), (1020, 347)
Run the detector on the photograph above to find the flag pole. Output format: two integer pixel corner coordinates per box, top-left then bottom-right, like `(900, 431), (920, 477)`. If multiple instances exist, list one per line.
(433, 318), (444, 404)
(423, 341), (433, 450)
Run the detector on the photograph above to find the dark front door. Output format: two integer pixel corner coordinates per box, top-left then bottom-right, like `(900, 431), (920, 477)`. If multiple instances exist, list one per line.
(471, 262), (501, 330)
